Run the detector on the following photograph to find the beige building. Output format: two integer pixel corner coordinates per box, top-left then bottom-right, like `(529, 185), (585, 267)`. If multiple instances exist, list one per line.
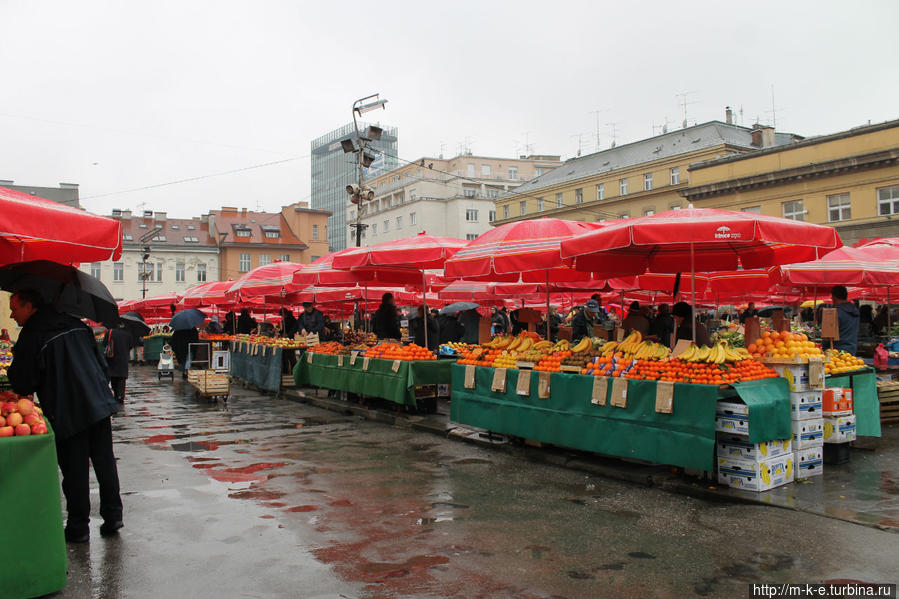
(348, 154), (561, 245)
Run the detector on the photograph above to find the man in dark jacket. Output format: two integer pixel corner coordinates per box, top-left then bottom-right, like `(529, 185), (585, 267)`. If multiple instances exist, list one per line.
(8, 289), (123, 543)
(298, 302), (325, 336)
(831, 285), (860, 354)
(650, 303), (675, 348)
(411, 305), (440, 350)
(170, 326), (199, 378)
(572, 300), (601, 340)
(437, 312), (464, 344)
(280, 308), (299, 338)
(236, 308), (256, 334)
(372, 293), (401, 339)
(103, 323), (134, 403)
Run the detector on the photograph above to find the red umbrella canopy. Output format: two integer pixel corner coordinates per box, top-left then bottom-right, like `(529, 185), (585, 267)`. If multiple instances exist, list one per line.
(561, 207), (842, 275)
(779, 245), (899, 287)
(444, 218), (603, 282)
(180, 280), (235, 307)
(0, 186), (123, 266)
(227, 262), (305, 299)
(331, 233), (467, 270)
(143, 292), (181, 308)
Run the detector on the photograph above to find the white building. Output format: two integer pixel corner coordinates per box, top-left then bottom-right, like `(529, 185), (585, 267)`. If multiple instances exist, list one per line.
(347, 154), (561, 245)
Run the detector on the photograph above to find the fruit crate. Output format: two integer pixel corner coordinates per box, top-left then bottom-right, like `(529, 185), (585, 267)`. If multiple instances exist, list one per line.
(191, 370), (230, 399)
(186, 369), (202, 384)
(876, 380), (899, 423)
(281, 374), (295, 389)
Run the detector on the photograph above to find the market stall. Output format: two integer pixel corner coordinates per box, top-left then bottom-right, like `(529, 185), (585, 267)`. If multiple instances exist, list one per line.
(229, 338), (293, 393)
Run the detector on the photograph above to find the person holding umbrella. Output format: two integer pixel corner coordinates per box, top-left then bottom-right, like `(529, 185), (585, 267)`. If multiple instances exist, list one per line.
(170, 309), (205, 379)
(103, 322), (135, 403)
(8, 288), (123, 542)
(459, 308), (481, 344)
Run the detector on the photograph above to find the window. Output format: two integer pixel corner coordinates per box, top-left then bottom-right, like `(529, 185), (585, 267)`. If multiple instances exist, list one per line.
(596, 184), (604, 201)
(175, 262), (185, 282)
(520, 201), (527, 216)
(383, 220), (389, 232)
(113, 262), (123, 282)
(263, 230), (280, 239)
(509, 167), (518, 180)
(466, 233), (478, 241)
(90, 262), (101, 280)
(466, 209), (479, 222)
(782, 200), (805, 221)
(137, 262), (153, 282)
(139, 223), (147, 228)
(741, 206), (762, 214)
(503, 205), (510, 219)
(619, 178), (628, 195)
(259, 254), (271, 266)
(644, 209), (655, 216)
(312, 224), (319, 240)
(396, 216), (403, 229)
(184, 236), (199, 242)
(112, 209), (122, 217)
(878, 185), (899, 215)
(467, 164), (475, 177)
(488, 210), (496, 222)
(372, 223), (377, 235)
(171, 225), (179, 230)
(537, 198), (545, 212)
(310, 256), (320, 262)
(670, 166), (680, 185)
(235, 228), (251, 238)
(239, 253), (251, 272)
(487, 188), (499, 199)
(197, 263), (206, 282)
(556, 193), (563, 208)
(410, 212), (417, 225)
(826, 193), (851, 222)
(620, 213), (630, 219)
(187, 225), (196, 230)
(575, 188), (583, 204)
(464, 188), (476, 198)
(152, 235), (166, 242)
(481, 165), (491, 176)
(123, 234), (133, 241)
(671, 204), (682, 210)
(156, 263), (163, 281)
(644, 173), (653, 191)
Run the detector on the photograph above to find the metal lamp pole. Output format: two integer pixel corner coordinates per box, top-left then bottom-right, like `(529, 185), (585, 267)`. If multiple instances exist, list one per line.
(348, 93), (387, 247)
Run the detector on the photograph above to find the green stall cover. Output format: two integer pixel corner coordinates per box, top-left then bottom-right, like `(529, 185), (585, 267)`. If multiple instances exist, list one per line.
(728, 378), (792, 442)
(0, 424), (68, 599)
(141, 335), (172, 363)
(827, 368), (880, 438)
(229, 343), (283, 392)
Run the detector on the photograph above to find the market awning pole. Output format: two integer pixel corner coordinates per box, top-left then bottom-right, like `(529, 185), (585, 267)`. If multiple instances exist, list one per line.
(545, 269), (551, 340)
(691, 242), (696, 343)
(421, 270), (428, 349)
(888, 286), (892, 337)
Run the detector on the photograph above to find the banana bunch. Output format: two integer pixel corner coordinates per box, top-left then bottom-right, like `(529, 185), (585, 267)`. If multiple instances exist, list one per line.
(601, 341), (619, 356)
(632, 342), (670, 361)
(519, 349), (548, 362)
(571, 337), (592, 353)
(533, 340), (554, 351)
(552, 339), (570, 352)
(677, 341), (751, 363)
(617, 331), (643, 354)
(507, 335), (535, 352)
(485, 335), (512, 349)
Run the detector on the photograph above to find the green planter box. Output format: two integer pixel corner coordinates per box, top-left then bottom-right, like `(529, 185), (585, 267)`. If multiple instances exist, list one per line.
(142, 335), (172, 363)
(0, 422), (67, 599)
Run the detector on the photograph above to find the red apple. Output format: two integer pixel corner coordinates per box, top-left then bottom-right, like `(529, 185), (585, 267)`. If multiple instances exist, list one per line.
(31, 422), (48, 435)
(23, 413), (40, 426)
(14, 424), (30, 436)
(0, 426), (13, 437)
(6, 412), (23, 427)
(0, 401), (16, 416)
(0, 415), (5, 427)
(16, 399), (34, 416)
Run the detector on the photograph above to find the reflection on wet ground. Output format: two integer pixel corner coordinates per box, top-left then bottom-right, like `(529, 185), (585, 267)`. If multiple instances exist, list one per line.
(60, 366), (899, 598)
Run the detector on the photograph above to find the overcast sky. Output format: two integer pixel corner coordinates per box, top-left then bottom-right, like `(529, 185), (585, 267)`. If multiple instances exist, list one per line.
(2, 0), (897, 219)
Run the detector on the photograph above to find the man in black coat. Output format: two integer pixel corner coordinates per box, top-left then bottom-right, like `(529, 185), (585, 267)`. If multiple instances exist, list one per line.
(8, 289), (123, 543)
(103, 323), (135, 403)
(236, 308), (256, 334)
(298, 302), (325, 336)
(372, 293), (401, 339)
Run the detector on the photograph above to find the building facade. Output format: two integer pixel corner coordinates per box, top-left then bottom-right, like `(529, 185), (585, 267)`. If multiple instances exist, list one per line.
(348, 154), (562, 245)
(492, 118), (802, 225)
(310, 122), (398, 251)
(0, 180), (81, 208)
(681, 119), (899, 245)
(209, 203), (330, 281)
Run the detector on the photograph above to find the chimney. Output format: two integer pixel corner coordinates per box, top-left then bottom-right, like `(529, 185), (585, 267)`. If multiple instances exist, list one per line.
(0, 180), (14, 186)
(241, 207), (247, 214)
(751, 124), (776, 148)
(155, 211), (167, 221)
(143, 210), (153, 218)
(725, 106), (734, 125)
(59, 182), (79, 189)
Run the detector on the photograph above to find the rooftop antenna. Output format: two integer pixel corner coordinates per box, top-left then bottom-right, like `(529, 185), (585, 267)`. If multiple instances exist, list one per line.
(606, 122), (621, 148)
(438, 141), (445, 159)
(739, 105), (745, 126)
(515, 132), (534, 157)
(652, 117), (671, 136)
(589, 109), (609, 152)
(765, 84), (783, 128)
(676, 91), (698, 129)
(570, 133), (585, 157)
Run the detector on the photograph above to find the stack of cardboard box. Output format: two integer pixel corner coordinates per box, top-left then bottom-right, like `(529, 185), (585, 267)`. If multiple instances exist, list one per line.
(715, 400), (794, 492)
(822, 387), (856, 464)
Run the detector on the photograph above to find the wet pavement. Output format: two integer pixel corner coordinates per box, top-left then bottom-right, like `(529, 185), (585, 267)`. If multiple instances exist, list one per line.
(56, 366), (898, 598)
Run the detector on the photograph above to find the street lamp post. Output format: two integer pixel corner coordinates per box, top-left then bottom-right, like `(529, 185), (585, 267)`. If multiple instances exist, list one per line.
(138, 226), (162, 299)
(345, 93), (388, 247)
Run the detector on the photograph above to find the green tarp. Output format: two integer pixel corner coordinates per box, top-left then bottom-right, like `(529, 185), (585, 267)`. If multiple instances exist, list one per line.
(141, 335), (172, 363)
(827, 368), (880, 437)
(294, 353), (453, 406)
(728, 378), (793, 442)
(449, 365), (793, 472)
(0, 423), (67, 599)
(229, 343), (283, 392)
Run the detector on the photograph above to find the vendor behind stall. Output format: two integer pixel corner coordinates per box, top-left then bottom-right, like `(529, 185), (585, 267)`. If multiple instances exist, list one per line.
(280, 308), (299, 338)
(572, 300), (601, 340)
(373, 293), (401, 339)
(672, 302), (711, 346)
(411, 305), (440, 350)
(831, 285), (860, 354)
(298, 302), (325, 337)
(236, 309), (256, 334)
(622, 301), (650, 337)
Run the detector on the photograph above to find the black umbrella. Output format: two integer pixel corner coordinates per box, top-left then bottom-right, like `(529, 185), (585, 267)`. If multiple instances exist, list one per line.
(440, 302), (480, 316)
(0, 260), (119, 327)
(120, 311), (151, 338)
(170, 308), (207, 331)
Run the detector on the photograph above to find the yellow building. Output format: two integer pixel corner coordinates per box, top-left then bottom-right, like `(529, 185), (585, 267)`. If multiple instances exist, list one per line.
(681, 119), (899, 245)
(493, 117), (802, 224)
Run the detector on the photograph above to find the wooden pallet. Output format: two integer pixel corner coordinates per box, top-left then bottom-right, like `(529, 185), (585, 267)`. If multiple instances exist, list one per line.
(191, 370), (230, 397)
(876, 380), (899, 423)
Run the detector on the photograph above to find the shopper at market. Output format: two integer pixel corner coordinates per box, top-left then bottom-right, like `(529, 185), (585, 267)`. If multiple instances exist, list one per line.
(437, 312), (464, 344)
(547, 305), (563, 341)
(299, 302), (325, 336)
(223, 311), (236, 335)
(739, 302), (759, 324)
(589, 294), (610, 321)
(373, 293), (401, 339)
(103, 322), (135, 403)
(622, 301), (650, 337)
(649, 303), (675, 348)
(280, 308), (299, 338)
(170, 325), (199, 378)
(7, 288), (123, 543)
(459, 308), (481, 344)
(236, 308), (256, 334)
(873, 305), (889, 336)
(492, 306), (511, 335)
(411, 304), (440, 350)
(672, 301), (711, 346)
(572, 300), (601, 340)
(205, 315), (223, 334)
(831, 285), (860, 354)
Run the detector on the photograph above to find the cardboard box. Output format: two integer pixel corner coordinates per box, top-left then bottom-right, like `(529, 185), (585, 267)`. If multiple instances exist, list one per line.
(823, 414), (857, 443)
(769, 363), (810, 392)
(715, 400), (749, 435)
(789, 390), (823, 420)
(794, 447), (824, 478)
(822, 388), (853, 416)
(717, 453), (794, 492)
(717, 434), (791, 461)
(791, 418), (824, 449)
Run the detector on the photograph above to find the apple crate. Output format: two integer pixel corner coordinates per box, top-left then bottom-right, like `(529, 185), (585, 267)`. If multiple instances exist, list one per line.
(186, 369), (202, 384)
(194, 370), (230, 396)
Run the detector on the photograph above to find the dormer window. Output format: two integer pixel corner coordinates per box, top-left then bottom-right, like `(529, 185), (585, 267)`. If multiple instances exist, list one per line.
(262, 227), (280, 239)
(235, 228), (251, 238)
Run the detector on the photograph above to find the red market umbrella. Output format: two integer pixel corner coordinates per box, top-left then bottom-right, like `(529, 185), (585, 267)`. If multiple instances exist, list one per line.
(180, 280), (235, 307)
(143, 292), (182, 308)
(227, 261), (306, 300)
(780, 246), (899, 287)
(0, 186), (123, 266)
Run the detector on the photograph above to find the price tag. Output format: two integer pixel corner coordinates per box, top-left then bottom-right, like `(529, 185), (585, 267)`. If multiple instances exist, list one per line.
(610, 377), (628, 408)
(491, 368), (507, 392)
(808, 357), (825, 389)
(337, 355), (344, 366)
(672, 339), (692, 359)
(591, 376), (608, 405)
(516, 369), (531, 396)
(538, 371), (551, 399)
(400, 319), (409, 328)
(392, 359), (401, 373)
(362, 357), (370, 371)
(464, 364), (476, 389)
(655, 380), (674, 414)
(350, 351), (359, 365)
(616, 328), (625, 342)
(306, 352), (313, 364)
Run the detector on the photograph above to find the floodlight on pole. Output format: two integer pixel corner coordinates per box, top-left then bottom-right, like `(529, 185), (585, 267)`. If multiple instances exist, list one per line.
(340, 139), (357, 153)
(349, 93), (388, 247)
(354, 98), (388, 116)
